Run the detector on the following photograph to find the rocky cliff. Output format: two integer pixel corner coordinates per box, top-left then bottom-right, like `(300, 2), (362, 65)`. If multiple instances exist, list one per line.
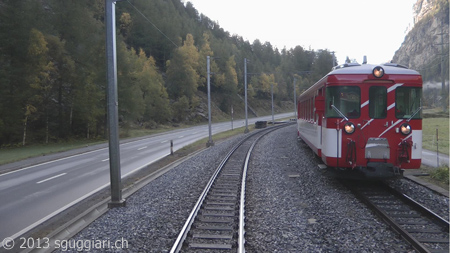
(392, 0), (449, 83)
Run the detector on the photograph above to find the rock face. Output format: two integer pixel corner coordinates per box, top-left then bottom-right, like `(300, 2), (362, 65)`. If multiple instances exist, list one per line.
(392, 0), (449, 81)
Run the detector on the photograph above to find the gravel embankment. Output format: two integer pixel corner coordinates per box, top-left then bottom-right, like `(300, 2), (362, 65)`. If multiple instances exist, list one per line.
(60, 134), (247, 252)
(245, 125), (414, 252)
(60, 124), (448, 252)
(387, 178), (449, 221)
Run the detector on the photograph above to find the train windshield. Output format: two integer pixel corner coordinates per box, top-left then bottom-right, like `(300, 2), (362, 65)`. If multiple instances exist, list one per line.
(325, 86), (360, 118)
(369, 86), (387, 118)
(395, 87), (422, 119)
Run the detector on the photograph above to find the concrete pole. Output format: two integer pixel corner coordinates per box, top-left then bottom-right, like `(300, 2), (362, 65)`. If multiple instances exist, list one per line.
(271, 83), (274, 124)
(231, 105), (234, 130)
(439, 28), (447, 113)
(105, 0), (125, 207)
(293, 78), (297, 119)
(244, 58), (249, 133)
(206, 56), (214, 147)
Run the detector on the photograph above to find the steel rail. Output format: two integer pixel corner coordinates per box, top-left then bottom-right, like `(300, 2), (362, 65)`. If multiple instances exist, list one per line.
(384, 185), (449, 232)
(169, 129), (262, 253)
(345, 181), (449, 253)
(170, 123), (291, 252)
(238, 126), (282, 253)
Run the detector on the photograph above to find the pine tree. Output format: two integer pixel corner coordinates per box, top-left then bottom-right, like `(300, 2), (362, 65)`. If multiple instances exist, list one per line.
(166, 34), (200, 101)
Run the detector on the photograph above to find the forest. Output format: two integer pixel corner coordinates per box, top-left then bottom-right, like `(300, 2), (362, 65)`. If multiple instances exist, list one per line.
(0, 0), (336, 146)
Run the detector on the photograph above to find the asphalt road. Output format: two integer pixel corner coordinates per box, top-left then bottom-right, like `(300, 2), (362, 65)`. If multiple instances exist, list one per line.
(0, 113), (294, 246)
(421, 148), (449, 167)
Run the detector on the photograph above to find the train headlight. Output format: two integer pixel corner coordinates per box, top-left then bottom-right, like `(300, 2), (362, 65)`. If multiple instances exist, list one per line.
(344, 122), (355, 134)
(372, 66), (384, 78)
(400, 123), (411, 135)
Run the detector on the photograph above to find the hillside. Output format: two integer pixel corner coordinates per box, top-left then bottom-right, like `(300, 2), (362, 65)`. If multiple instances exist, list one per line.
(0, 0), (334, 147)
(393, 0), (449, 83)
(392, 0), (449, 111)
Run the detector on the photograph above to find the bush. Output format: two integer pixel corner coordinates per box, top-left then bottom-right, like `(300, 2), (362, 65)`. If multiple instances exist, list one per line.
(430, 166), (449, 185)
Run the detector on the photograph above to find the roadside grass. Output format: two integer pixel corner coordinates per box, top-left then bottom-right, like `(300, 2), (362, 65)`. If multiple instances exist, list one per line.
(422, 117), (449, 155)
(0, 122), (262, 166)
(177, 125), (257, 153)
(430, 166), (449, 185)
(0, 139), (106, 165)
(417, 112), (449, 188)
(417, 165), (449, 189)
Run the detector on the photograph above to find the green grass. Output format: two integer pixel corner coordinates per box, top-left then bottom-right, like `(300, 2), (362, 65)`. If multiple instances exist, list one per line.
(178, 124), (257, 153)
(419, 110), (449, 188)
(0, 139), (106, 165)
(0, 123), (261, 166)
(422, 117), (449, 155)
(430, 166), (449, 185)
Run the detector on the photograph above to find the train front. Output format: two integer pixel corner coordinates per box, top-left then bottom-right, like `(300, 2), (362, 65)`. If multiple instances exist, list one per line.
(321, 64), (423, 179)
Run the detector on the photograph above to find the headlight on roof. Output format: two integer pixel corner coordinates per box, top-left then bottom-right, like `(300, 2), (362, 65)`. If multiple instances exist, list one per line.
(344, 122), (355, 134)
(372, 66), (384, 78)
(400, 123), (411, 135)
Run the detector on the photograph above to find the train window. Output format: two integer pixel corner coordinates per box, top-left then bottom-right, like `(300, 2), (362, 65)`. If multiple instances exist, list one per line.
(325, 86), (360, 118)
(395, 87), (422, 119)
(369, 86), (387, 118)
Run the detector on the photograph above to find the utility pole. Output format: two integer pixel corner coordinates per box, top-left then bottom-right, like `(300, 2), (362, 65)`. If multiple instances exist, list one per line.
(293, 78), (297, 119)
(105, 0), (125, 207)
(271, 83), (274, 124)
(437, 27), (448, 112)
(206, 56), (214, 147)
(331, 51), (336, 67)
(244, 58), (249, 133)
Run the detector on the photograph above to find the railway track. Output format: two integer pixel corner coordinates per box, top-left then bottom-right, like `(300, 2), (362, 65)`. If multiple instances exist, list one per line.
(170, 124), (289, 252)
(344, 180), (449, 253)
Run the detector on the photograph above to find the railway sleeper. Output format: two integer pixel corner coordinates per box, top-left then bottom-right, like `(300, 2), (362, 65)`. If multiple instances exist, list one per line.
(406, 228), (447, 233)
(379, 207), (412, 212)
(210, 190), (238, 195)
(207, 196), (237, 201)
(209, 192), (238, 197)
(198, 216), (235, 223)
(213, 185), (239, 190)
(396, 220), (429, 225)
(206, 201), (236, 205)
(193, 233), (234, 240)
(204, 205), (235, 211)
(189, 242), (233, 250)
(195, 224), (234, 231)
(417, 237), (450, 243)
(389, 213), (422, 218)
(200, 210), (236, 217)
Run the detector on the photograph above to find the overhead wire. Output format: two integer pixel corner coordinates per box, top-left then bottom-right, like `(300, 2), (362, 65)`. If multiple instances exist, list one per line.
(125, 0), (179, 48)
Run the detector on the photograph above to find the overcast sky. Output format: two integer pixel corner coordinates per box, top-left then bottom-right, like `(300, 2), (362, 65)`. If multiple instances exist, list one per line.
(186, 0), (417, 65)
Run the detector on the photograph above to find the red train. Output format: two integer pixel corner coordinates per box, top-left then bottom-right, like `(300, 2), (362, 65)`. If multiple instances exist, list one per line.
(297, 63), (422, 179)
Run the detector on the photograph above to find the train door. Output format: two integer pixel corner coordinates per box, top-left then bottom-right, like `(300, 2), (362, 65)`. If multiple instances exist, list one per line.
(315, 89), (325, 150)
(322, 86), (361, 167)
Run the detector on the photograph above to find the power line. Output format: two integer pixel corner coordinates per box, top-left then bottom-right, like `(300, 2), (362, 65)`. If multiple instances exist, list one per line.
(125, 0), (178, 48)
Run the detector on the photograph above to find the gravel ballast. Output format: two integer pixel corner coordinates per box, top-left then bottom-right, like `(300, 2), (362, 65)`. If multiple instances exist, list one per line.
(245, 125), (414, 252)
(60, 124), (448, 252)
(59, 135), (247, 252)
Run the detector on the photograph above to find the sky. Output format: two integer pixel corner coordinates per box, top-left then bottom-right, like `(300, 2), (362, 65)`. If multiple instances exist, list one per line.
(185, 0), (418, 65)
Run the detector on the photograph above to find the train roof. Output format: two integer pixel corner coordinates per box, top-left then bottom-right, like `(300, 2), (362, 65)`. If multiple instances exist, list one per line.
(330, 63), (420, 75)
(298, 63), (421, 100)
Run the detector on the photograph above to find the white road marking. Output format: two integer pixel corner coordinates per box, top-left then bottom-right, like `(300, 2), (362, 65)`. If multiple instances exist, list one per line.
(161, 140), (168, 143)
(36, 173), (67, 184)
(102, 158), (109, 162)
(137, 146), (147, 150)
(0, 148), (107, 178)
